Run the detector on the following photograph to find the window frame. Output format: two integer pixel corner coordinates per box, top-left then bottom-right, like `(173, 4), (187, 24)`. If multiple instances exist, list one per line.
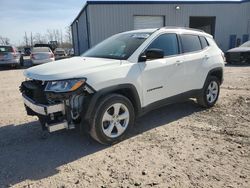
(199, 36), (210, 49)
(141, 32), (181, 60)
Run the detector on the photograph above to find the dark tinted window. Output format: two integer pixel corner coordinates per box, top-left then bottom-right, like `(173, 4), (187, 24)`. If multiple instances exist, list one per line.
(199, 36), (209, 49)
(181, 35), (202, 53)
(147, 34), (179, 56)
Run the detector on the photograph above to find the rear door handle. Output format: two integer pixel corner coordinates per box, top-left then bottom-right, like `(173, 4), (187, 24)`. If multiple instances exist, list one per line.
(203, 55), (209, 60)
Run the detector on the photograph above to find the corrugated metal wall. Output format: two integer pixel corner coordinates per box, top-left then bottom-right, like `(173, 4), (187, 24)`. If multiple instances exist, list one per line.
(87, 2), (250, 52)
(77, 10), (89, 55)
(71, 22), (79, 55)
(71, 8), (89, 55)
(72, 2), (250, 54)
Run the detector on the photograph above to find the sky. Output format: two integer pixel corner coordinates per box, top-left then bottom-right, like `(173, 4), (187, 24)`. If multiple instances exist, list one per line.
(0, 0), (243, 45)
(0, 0), (86, 45)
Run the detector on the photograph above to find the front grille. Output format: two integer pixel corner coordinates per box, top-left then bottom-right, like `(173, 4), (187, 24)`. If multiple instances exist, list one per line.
(20, 80), (48, 104)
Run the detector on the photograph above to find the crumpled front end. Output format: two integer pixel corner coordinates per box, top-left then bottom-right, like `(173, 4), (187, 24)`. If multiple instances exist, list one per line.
(20, 79), (94, 132)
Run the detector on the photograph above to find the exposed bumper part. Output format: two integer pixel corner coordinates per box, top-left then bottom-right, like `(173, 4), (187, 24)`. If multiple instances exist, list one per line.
(22, 94), (64, 115)
(22, 94), (70, 132)
(47, 121), (68, 132)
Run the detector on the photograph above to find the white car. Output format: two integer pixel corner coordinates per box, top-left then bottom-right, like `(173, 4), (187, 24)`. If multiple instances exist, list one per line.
(20, 27), (225, 144)
(0, 45), (23, 68)
(54, 48), (67, 60)
(30, 47), (55, 65)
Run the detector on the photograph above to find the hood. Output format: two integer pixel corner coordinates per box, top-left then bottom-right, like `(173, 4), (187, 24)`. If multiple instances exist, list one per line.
(227, 47), (250, 53)
(24, 57), (121, 81)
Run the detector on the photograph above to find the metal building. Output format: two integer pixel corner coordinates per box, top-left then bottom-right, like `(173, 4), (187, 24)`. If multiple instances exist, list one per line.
(71, 0), (250, 55)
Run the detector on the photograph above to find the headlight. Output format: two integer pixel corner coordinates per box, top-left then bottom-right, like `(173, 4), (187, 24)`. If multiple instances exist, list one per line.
(45, 78), (86, 93)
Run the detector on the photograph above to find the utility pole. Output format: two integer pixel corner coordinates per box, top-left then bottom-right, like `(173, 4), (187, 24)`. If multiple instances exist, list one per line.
(60, 29), (63, 44)
(24, 32), (28, 46)
(30, 32), (33, 46)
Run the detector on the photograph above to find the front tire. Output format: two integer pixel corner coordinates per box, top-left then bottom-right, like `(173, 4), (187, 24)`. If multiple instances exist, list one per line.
(89, 94), (135, 145)
(197, 76), (220, 108)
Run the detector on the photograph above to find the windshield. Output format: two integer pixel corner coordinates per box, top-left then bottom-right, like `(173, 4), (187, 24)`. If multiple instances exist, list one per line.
(82, 32), (152, 60)
(240, 41), (250, 47)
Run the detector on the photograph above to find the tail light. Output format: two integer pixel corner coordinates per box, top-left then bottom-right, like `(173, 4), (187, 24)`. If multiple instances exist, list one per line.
(12, 47), (17, 58)
(49, 53), (54, 58)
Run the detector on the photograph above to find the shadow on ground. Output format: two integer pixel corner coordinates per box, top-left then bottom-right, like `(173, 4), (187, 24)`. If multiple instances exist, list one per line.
(0, 100), (203, 187)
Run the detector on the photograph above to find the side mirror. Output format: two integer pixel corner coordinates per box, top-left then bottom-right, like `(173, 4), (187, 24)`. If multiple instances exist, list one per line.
(139, 48), (164, 62)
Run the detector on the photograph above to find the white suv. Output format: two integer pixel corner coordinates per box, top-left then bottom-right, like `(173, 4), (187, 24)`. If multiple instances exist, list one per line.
(20, 27), (224, 144)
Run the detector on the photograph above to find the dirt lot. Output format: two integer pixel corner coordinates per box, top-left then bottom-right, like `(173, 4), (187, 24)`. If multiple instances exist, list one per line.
(0, 65), (249, 188)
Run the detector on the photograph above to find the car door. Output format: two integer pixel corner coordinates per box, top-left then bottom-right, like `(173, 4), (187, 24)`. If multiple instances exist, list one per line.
(138, 33), (187, 107)
(179, 34), (208, 90)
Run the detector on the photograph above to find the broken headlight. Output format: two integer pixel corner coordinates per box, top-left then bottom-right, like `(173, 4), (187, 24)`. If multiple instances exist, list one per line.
(45, 78), (86, 93)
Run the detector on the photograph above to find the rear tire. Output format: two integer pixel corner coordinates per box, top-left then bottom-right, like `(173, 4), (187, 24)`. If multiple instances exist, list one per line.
(89, 94), (135, 145)
(197, 76), (220, 108)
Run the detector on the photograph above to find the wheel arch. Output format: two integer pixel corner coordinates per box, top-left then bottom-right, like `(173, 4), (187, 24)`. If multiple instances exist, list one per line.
(206, 67), (223, 85)
(83, 84), (141, 120)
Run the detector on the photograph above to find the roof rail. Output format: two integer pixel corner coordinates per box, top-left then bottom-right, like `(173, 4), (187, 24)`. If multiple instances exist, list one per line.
(162, 26), (205, 33)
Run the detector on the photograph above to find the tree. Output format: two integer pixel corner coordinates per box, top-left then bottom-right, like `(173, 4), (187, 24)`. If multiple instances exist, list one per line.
(0, 35), (10, 45)
(24, 32), (29, 46)
(34, 33), (47, 44)
(46, 29), (54, 42)
(65, 26), (72, 44)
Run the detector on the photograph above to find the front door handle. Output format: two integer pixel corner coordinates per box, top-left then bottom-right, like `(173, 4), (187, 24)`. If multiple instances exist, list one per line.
(175, 60), (182, 66)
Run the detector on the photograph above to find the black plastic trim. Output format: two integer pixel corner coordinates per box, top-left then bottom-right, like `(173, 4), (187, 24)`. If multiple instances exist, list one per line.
(205, 67), (224, 85)
(83, 84), (141, 119)
(141, 89), (202, 116)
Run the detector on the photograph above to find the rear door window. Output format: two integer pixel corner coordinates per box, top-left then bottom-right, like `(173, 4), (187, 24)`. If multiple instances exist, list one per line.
(199, 36), (209, 49)
(147, 33), (179, 56)
(180, 35), (202, 53)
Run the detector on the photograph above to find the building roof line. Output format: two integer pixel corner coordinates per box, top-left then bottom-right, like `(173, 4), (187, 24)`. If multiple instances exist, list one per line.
(71, 0), (250, 26)
(88, 0), (249, 4)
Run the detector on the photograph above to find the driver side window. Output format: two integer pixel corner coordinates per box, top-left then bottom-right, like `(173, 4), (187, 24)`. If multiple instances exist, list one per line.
(147, 33), (179, 57)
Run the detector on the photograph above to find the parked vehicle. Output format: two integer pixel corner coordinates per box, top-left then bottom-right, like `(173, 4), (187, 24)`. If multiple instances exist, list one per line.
(20, 27), (225, 144)
(68, 48), (74, 56)
(225, 40), (250, 64)
(30, 47), (55, 65)
(0, 45), (23, 67)
(24, 47), (31, 56)
(54, 48), (67, 60)
(34, 43), (55, 51)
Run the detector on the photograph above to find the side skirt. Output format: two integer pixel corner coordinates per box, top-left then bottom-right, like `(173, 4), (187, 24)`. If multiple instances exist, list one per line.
(139, 89), (202, 116)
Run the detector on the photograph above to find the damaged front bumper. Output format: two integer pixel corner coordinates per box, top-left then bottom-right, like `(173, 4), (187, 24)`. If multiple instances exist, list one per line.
(20, 80), (94, 132)
(22, 94), (65, 116)
(22, 94), (69, 132)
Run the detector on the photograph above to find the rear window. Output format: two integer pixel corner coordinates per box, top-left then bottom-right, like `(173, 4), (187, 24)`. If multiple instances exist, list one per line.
(32, 47), (51, 53)
(55, 49), (65, 53)
(0, 46), (13, 53)
(199, 36), (209, 49)
(180, 35), (202, 53)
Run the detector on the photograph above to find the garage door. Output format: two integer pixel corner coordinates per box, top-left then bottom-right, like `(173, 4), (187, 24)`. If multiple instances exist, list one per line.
(134, 16), (164, 30)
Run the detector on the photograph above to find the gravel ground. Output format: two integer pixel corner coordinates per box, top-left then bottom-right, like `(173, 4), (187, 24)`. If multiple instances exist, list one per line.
(0, 64), (249, 188)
